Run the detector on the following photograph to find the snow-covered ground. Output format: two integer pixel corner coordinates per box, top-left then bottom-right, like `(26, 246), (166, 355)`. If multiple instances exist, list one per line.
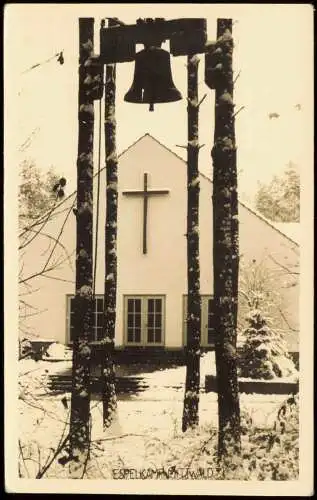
(18, 347), (297, 479)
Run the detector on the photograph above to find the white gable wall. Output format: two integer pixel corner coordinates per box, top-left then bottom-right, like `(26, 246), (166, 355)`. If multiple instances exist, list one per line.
(237, 203), (299, 351)
(20, 135), (299, 351)
(115, 135), (186, 347)
(19, 198), (76, 343)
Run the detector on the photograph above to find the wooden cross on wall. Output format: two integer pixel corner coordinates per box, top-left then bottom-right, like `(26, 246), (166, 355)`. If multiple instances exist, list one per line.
(122, 172), (169, 254)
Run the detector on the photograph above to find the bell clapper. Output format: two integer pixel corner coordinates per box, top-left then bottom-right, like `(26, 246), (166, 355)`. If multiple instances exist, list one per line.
(149, 103), (154, 111)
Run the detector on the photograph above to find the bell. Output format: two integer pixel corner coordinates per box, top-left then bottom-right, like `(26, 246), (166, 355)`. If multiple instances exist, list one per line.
(124, 46), (182, 111)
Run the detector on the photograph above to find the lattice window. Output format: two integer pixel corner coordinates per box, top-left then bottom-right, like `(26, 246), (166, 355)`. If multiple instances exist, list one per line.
(68, 295), (104, 342)
(124, 295), (165, 346)
(183, 295), (215, 346)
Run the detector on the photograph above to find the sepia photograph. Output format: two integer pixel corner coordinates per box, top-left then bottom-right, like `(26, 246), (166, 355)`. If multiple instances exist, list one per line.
(4, 3), (314, 495)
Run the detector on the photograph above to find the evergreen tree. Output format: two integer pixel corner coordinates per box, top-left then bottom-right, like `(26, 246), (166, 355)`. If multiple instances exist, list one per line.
(239, 291), (297, 380)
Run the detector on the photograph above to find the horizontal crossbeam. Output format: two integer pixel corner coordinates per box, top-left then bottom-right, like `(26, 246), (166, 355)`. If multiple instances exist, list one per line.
(100, 17), (207, 62)
(102, 18), (206, 44)
(123, 190), (169, 196)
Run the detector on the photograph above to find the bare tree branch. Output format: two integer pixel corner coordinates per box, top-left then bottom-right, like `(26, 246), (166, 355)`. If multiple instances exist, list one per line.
(91, 433), (150, 444)
(233, 105), (246, 119)
(19, 195), (59, 250)
(19, 195), (76, 239)
(19, 251), (74, 285)
(19, 127), (40, 152)
(233, 70), (241, 85)
(21, 50), (63, 75)
(198, 94), (207, 108)
(276, 307), (299, 332)
(19, 440), (30, 478)
(41, 201), (75, 274)
(19, 299), (39, 310)
(41, 274), (76, 284)
(21, 217), (73, 267)
(36, 434), (70, 479)
(20, 308), (48, 319)
(36, 410), (71, 479)
(19, 287), (40, 297)
(268, 254), (300, 276)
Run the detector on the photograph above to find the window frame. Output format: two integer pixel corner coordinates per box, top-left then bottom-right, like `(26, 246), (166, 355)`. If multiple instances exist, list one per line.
(182, 294), (215, 347)
(123, 294), (166, 347)
(66, 294), (105, 344)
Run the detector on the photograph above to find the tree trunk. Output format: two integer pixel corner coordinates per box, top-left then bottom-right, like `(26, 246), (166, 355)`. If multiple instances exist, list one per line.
(102, 18), (118, 429)
(212, 18), (241, 457)
(69, 17), (95, 478)
(231, 148), (239, 331)
(182, 54), (202, 433)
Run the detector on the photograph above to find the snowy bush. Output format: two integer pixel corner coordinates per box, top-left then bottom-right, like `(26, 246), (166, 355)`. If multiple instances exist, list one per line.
(17, 350), (299, 480)
(157, 395), (299, 481)
(18, 388), (299, 480)
(238, 294), (297, 380)
(43, 342), (72, 361)
(238, 257), (299, 352)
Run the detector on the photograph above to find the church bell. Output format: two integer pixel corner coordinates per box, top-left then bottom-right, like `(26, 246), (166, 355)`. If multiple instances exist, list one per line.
(124, 46), (182, 111)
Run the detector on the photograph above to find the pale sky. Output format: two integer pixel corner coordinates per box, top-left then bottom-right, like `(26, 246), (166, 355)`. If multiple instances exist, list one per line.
(5, 3), (314, 204)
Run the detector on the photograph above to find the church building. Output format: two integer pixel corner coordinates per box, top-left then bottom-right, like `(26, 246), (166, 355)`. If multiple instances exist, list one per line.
(20, 134), (300, 356)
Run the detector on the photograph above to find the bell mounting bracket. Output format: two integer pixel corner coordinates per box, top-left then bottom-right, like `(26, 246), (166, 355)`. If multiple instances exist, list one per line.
(100, 17), (207, 64)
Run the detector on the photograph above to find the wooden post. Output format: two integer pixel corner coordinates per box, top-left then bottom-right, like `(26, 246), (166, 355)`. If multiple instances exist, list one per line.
(69, 17), (95, 478)
(102, 18), (118, 429)
(182, 54), (202, 432)
(211, 18), (241, 457)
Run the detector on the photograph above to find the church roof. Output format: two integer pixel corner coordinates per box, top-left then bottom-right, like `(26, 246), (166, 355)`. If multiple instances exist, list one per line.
(271, 223), (300, 245)
(45, 133), (299, 247)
